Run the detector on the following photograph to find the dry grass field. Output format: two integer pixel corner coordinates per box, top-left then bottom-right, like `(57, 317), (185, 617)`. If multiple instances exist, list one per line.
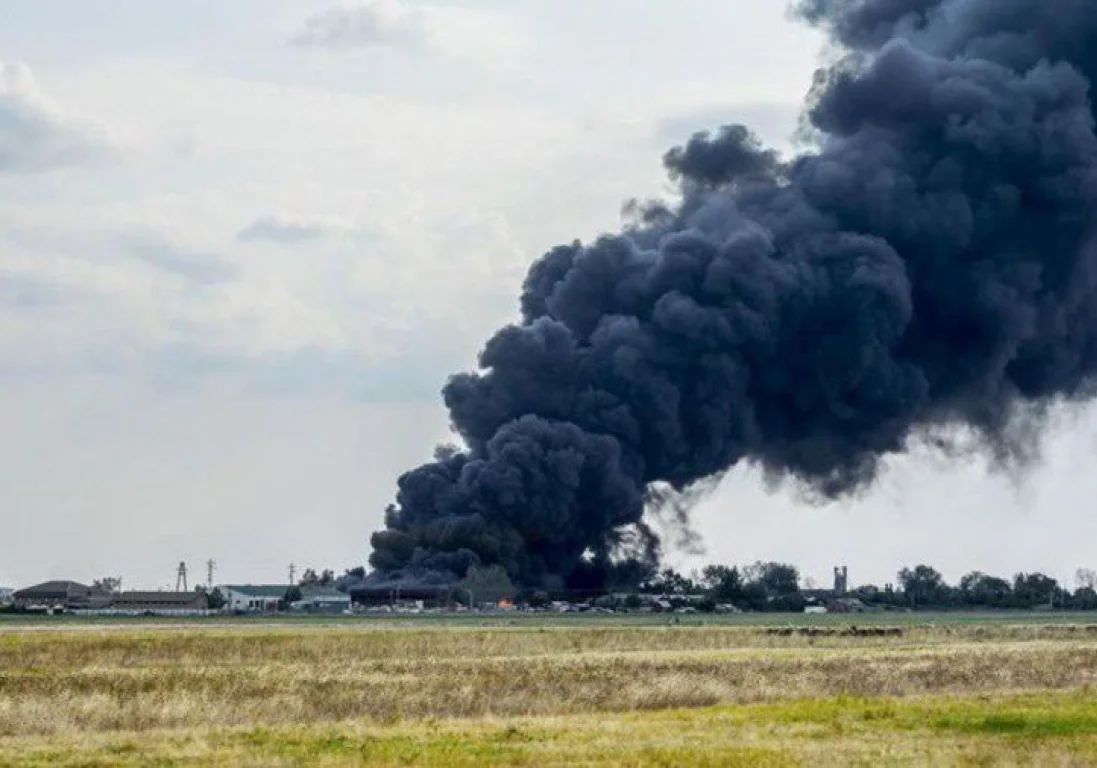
(3, 617), (1097, 765)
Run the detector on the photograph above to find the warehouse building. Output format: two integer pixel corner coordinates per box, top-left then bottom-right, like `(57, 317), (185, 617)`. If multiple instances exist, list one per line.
(293, 587), (351, 613)
(220, 585), (290, 612)
(12, 581), (112, 611)
(110, 591), (208, 614)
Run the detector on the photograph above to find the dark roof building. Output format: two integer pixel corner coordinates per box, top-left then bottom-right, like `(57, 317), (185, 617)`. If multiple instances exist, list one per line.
(111, 591), (207, 612)
(349, 584), (455, 606)
(13, 581), (111, 610)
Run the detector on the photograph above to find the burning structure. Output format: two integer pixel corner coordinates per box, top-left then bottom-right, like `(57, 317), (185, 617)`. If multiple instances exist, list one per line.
(368, 1), (1097, 591)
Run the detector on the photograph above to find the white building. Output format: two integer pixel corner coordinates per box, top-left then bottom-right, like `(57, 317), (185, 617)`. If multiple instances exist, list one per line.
(220, 585), (288, 612)
(219, 584), (352, 613)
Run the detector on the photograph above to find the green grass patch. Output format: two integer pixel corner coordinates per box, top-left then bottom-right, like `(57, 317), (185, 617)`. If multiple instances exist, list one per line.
(7, 692), (1097, 765)
(12, 692), (1097, 766)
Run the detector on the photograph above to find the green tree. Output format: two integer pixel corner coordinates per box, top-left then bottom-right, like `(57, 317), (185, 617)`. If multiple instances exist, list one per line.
(299, 569), (336, 588)
(203, 587), (227, 610)
(1076, 568), (1097, 591)
(280, 586), (302, 611)
(641, 568), (698, 595)
(92, 577), (122, 593)
(958, 571), (1011, 607)
(742, 562), (800, 599)
(700, 565), (743, 603)
(1072, 587), (1097, 610)
(898, 565), (949, 607)
(1012, 573), (1060, 608)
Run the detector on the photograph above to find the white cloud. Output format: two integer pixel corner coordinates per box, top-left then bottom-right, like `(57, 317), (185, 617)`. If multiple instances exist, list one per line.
(293, 0), (420, 49)
(291, 1), (525, 62)
(121, 232), (237, 285)
(0, 272), (58, 309)
(0, 61), (117, 173)
(237, 214), (350, 245)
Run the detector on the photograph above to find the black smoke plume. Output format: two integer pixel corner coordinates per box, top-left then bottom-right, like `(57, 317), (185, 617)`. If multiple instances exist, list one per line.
(368, 0), (1097, 589)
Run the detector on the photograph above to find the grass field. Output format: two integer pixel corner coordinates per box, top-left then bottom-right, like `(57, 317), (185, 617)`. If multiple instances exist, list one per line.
(3, 615), (1097, 765)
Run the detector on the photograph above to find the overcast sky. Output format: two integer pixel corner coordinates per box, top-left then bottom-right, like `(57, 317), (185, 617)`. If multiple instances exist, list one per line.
(2, 1), (1097, 592)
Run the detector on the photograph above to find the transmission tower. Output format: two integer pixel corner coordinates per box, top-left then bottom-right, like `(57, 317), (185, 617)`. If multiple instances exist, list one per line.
(176, 561), (189, 592)
(288, 563), (297, 586)
(206, 559), (216, 590)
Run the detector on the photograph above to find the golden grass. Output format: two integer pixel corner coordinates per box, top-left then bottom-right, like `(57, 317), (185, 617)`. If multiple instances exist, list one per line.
(3, 622), (1097, 764)
(6, 691), (1097, 766)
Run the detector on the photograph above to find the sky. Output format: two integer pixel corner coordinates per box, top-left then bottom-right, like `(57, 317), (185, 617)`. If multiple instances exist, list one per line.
(2, 0), (1097, 592)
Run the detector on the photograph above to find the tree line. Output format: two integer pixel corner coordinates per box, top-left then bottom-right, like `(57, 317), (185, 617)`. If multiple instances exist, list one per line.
(627, 563), (1097, 612)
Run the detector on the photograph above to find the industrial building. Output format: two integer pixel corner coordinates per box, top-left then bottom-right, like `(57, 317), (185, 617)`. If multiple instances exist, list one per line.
(12, 581), (112, 611)
(220, 584), (351, 613)
(221, 585), (289, 612)
(109, 591), (208, 614)
(292, 587), (351, 613)
(349, 584), (455, 609)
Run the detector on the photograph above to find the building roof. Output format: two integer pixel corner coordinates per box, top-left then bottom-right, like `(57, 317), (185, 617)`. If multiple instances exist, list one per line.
(221, 585), (293, 598)
(113, 591), (206, 607)
(299, 587), (350, 600)
(13, 581), (93, 599)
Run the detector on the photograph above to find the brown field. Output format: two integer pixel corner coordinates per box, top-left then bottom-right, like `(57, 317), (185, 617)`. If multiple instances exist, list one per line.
(2, 618), (1097, 765)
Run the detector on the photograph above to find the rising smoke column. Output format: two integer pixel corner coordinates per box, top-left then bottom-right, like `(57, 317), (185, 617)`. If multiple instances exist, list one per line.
(369, 0), (1097, 588)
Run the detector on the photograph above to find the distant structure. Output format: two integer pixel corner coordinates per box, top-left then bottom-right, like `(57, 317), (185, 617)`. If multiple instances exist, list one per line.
(111, 591), (207, 614)
(220, 585), (350, 613)
(206, 559), (216, 590)
(175, 561), (188, 592)
(833, 566), (849, 595)
(12, 581), (112, 612)
(288, 563), (297, 586)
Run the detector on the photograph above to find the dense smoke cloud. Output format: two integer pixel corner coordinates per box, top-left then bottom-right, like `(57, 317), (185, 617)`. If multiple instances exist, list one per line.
(368, 0), (1097, 589)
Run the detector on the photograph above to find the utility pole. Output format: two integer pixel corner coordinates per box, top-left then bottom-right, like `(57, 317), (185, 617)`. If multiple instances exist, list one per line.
(288, 563), (297, 586)
(206, 559), (216, 590)
(176, 561), (188, 592)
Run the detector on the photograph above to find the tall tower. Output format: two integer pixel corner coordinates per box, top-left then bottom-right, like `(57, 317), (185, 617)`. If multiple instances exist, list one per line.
(176, 561), (189, 592)
(833, 565), (848, 595)
(206, 559), (216, 590)
(288, 563), (297, 586)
